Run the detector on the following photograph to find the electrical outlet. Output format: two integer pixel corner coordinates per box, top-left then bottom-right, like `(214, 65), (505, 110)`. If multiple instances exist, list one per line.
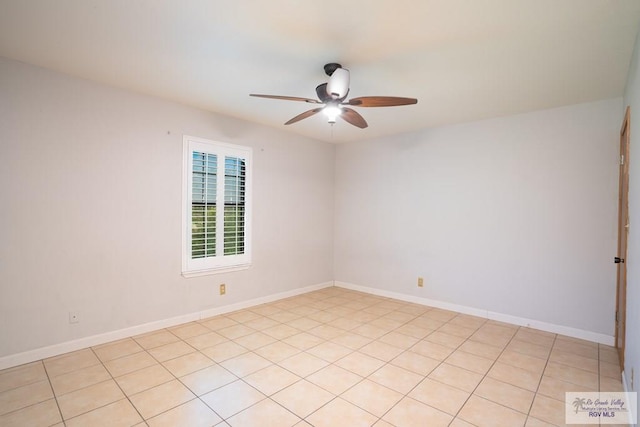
(68, 311), (79, 324)
(219, 284), (226, 295)
(418, 277), (424, 287)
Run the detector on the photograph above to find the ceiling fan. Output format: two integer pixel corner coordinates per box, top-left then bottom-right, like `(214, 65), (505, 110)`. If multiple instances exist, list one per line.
(250, 63), (418, 129)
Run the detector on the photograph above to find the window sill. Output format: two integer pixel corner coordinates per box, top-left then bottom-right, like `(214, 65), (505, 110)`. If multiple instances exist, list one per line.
(182, 263), (251, 278)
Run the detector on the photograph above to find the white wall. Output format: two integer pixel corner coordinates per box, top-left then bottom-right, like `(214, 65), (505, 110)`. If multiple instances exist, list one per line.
(623, 27), (640, 395)
(0, 57), (335, 359)
(334, 98), (621, 337)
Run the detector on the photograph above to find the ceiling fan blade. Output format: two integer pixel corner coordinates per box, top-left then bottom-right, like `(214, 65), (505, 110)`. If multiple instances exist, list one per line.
(346, 96), (418, 107)
(285, 108), (324, 125)
(340, 107), (368, 129)
(250, 94), (321, 104)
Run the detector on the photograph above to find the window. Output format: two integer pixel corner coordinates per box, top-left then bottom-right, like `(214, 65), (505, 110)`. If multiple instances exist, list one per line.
(182, 136), (252, 277)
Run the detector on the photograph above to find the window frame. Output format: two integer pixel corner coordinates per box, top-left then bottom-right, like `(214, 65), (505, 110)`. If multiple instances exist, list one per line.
(182, 135), (252, 277)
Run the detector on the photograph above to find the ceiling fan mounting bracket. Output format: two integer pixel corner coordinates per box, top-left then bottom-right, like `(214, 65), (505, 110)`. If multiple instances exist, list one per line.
(323, 63), (342, 76)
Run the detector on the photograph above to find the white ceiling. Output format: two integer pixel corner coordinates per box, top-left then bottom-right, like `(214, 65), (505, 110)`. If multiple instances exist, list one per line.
(1, 1), (639, 143)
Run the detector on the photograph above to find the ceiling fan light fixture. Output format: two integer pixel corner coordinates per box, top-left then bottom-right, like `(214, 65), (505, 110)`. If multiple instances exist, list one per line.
(326, 67), (350, 99)
(323, 105), (342, 123)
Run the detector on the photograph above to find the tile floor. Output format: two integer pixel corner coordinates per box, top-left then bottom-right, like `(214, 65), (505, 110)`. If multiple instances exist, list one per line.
(0, 287), (625, 427)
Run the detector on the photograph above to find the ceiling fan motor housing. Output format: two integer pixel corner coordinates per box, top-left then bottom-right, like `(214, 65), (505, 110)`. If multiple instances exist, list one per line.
(326, 67), (350, 99)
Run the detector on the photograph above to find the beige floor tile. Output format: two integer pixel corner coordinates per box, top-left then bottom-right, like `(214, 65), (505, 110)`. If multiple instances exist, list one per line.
(458, 395), (526, 427)
(199, 315), (239, 331)
(0, 362), (47, 394)
(57, 379), (123, 420)
(438, 323), (477, 339)
(244, 365), (301, 396)
(487, 362), (542, 391)
(469, 330), (512, 348)
(104, 351), (158, 377)
(524, 416), (557, 427)
(268, 310), (302, 323)
(528, 394), (565, 426)
(146, 398), (222, 427)
(544, 362), (598, 389)
(134, 330), (180, 350)
(514, 329), (555, 348)
(351, 324), (388, 339)
(327, 316), (362, 331)
(549, 348), (598, 373)
(261, 324), (300, 340)
(409, 378), (470, 415)
(429, 363), (484, 393)
(227, 398), (300, 427)
(244, 315), (280, 331)
(169, 322), (211, 340)
(394, 323), (433, 339)
(249, 304), (282, 317)
(423, 309), (458, 322)
(390, 351), (441, 376)
(0, 380), (54, 416)
(115, 364), (174, 396)
(474, 377), (534, 414)
(446, 349), (494, 375)
(0, 398), (61, 427)
(335, 351), (386, 377)
(254, 341), (301, 363)
(424, 331), (467, 348)
(537, 375), (596, 402)
(369, 317), (403, 331)
(162, 351), (213, 377)
(458, 341), (500, 360)
(44, 349), (101, 378)
(306, 341), (352, 363)
(129, 379), (195, 419)
(227, 310), (262, 323)
(148, 341), (195, 362)
(282, 332), (325, 350)
(448, 314), (487, 329)
(308, 324), (346, 340)
(499, 349), (547, 374)
(234, 331), (277, 351)
(201, 341), (248, 363)
(507, 339), (552, 360)
(272, 380), (333, 418)
(383, 310), (418, 323)
(220, 352), (272, 377)
(359, 340), (404, 362)
(217, 324), (257, 340)
(552, 340), (598, 360)
(449, 418), (477, 427)
(201, 380), (265, 419)
(330, 333), (372, 350)
(411, 340), (455, 361)
(179, 364), (237, 396)
(369, 364), (423, 394)
(307, 397), (379, 427)
(50, 363), (111, 396)
(600, 376), (624, 392)
(306, 365), (362, 395)
(184, 331), (228, 350)
(600, 360), (622, 379)
(342, 379), (403, 417)
(382, 396), (453, 427)
(279, 352), (329, 377)
(65, 398), (142, 427)
(93, 338), (143, 362)
(599, 345), (620, 364)
(378, 331), (419, 349)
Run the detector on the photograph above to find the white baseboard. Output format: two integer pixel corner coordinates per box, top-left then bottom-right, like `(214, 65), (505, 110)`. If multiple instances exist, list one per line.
(0, 281), (333, 371)
(335, 281), (615, 346)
